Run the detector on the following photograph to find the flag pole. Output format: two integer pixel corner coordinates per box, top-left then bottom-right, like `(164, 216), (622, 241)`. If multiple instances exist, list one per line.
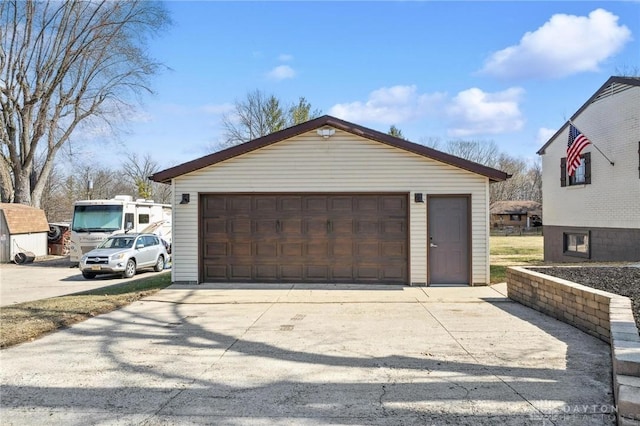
(569, 120), (615, 166)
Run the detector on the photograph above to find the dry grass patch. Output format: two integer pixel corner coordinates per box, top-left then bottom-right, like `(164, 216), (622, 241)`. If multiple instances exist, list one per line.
(1, 273), (171, 349)
(490, 235), (544, 283)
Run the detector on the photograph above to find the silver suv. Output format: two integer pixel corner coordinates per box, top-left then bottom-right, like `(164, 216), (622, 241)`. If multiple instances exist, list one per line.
(79, 233), (168, 279)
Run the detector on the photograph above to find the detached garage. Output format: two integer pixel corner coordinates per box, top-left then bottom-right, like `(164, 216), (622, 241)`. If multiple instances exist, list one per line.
(151, 116), (508, 286)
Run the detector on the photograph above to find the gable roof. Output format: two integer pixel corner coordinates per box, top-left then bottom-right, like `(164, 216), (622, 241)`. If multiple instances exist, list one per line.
(537, 76), (640, 155)
(0, 203), (49, 234)
(150, 115), (510, 183)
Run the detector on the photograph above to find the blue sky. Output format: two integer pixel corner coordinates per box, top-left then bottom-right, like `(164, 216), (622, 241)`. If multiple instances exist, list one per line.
(92, 1), (639, 170)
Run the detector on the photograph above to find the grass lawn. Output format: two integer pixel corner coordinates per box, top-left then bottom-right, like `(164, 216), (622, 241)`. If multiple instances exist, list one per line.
(0, 272), (171, 349)
(490, 235), (544, 283)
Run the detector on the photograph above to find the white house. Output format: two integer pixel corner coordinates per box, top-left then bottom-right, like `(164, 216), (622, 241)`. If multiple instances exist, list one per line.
(537, 76), (640, 263)
(151, 116), (509, 286)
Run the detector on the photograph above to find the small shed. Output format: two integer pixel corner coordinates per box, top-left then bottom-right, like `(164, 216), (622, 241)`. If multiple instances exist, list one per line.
(0, 203), (50, 263)
(490, 200), (542, 230)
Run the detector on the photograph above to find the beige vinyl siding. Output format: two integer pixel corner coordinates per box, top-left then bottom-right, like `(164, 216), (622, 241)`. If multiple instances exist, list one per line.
(173, 129), (490, 284)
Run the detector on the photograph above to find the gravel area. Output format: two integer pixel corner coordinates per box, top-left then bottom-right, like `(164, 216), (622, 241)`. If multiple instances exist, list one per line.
(530, 266), (640, 329)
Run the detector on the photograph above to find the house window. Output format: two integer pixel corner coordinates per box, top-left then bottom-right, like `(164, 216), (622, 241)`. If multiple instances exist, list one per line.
(138, 214), (150, 224)
(563, 232), (590, 258)
(570, 160), (586, 184)
(510, 214), (521, 221)
(560, 152), (591, 187)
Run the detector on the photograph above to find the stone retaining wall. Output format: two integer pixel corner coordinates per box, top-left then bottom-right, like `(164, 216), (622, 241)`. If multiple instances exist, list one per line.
(506, 266), (640, 425)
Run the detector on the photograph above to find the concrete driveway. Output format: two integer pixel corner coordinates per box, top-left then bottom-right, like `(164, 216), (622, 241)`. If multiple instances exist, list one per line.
(0, 258), (170, 306)
(0, 283), (614, 425)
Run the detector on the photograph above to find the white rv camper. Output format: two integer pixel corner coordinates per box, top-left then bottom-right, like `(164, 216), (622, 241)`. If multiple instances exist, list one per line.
(69, 195), (171, 263)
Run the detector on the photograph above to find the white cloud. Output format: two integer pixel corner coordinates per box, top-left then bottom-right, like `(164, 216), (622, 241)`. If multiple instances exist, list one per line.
(446, 87), (525, 137)
(329, 85), (446, 124)
(200, 103), (234, 115)
(536, 127), (558, 146)
(267, 65), (296, 80)
(480, 9), (632, 79)
(278, 54), (294, 62)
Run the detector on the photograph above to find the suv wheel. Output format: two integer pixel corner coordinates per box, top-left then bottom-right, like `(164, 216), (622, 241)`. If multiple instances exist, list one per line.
(122, 259), (136, 278)
(82, 271), (96, 279)
(153, 255), (164, 272)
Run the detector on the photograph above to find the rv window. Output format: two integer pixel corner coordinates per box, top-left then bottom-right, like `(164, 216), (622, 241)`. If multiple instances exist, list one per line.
(138, 214), (150, 224)
(124, 213), (134, 231)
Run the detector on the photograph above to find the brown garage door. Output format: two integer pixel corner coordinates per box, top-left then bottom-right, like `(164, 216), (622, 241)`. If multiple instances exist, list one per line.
(201, 194), (408, 283)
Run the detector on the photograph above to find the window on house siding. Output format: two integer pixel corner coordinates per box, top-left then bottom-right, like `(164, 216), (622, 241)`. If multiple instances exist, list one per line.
(509, 214), (521, 221)
(563, 232), (590, 258)
(560, 152), (591, 187)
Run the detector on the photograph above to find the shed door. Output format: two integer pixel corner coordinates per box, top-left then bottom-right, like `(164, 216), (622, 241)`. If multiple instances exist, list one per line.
(428, 196), (470, 285)
(201, 194), (407, 284)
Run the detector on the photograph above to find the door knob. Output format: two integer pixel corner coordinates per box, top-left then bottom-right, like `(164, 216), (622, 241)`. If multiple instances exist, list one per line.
(430, 243), (438, 248)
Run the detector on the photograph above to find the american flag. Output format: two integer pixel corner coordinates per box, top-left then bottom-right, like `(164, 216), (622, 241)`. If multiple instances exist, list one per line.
(567, 124), (591, 176)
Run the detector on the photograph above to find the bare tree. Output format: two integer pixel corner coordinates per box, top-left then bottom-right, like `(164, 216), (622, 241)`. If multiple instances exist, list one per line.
(121, 152), (170, 203)
(221, 90), (321, 148)
(444, 140), (501, 168)
(434, 139), (541, 204)
(0, 0), (170, 207)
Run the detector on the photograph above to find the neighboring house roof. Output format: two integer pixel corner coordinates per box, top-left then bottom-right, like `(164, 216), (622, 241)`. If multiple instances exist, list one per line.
(537, 76), (640, 155)
(0, 203), (50, 234)
(490, 200), (542, 216)
(150, 115), (510, 183)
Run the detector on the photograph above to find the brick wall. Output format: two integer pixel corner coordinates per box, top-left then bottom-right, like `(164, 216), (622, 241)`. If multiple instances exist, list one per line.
(507, 266), (612, 341)
(544, 225), (640, 263)
(507, 266), (640, 424)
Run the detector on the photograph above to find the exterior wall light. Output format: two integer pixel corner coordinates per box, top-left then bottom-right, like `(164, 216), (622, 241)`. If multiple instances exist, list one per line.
(317, 127), (336, 139)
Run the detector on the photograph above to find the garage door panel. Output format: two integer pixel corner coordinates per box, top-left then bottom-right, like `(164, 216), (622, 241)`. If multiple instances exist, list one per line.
(306, 265), (329, 280)
(281, 219), (303, 235)
(304, 197), (328, 212)
(201, 194), (407, 284)
(280, 196), (302, 212)
(281, 264), (303, 280)
(381, 196), (405, 212)
(204, 218), (227, 234)
(255, 264), (278, 280)
(254, 219), (278, 236)
(229, 264), (252, 280)
(229, 218), (251, 234)
(203, 198), (226, 216)
(307, 241), (329, 257)
(356, 265), (379, 280)
(332, 242), (352, 257)
(205, 242), (228, 257)
(355, 242), (379, 257)
(255, 242), (278, 257)
(281, 242), (304, 257)
(332, 265), (353, 280)
(381, 220), (406, 236)
(305, 219), (327, 235)
(255, 196), (278, 213)
(355, 220), (378, 235)
(230, 242), (251, 257)
(229, 196), (251, 212)
(331, 218), (353, 235)
(329, 196), (353, 211)
(205, 264), (227, 280)
(355, 197), (378, 212)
